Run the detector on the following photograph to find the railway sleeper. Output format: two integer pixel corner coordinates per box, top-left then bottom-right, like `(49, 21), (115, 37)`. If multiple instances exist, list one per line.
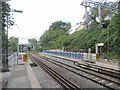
(93, 78), (100, 80)
(88, 75), (95, 78)
(30, 53), (120, 90)
(99, 80), (105, 83)
(106, 83), (119, 89)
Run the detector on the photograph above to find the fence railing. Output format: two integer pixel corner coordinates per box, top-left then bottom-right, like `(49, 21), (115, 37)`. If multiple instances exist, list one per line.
(42, 50), (96, 61)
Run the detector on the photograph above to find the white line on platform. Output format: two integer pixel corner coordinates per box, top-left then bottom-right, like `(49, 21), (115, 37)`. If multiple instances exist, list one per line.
(26, 64), (41, 88)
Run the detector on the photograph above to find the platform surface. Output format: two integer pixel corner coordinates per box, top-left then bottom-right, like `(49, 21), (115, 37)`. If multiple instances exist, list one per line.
(41, 52), (119, 70)
(2, 53), (41, 89)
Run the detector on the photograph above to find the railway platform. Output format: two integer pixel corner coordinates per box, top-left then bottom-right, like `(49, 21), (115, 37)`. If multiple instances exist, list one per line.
(95, 60), (119, 70)
(1, 53), (41, 89)
(41, 52), (119, 71)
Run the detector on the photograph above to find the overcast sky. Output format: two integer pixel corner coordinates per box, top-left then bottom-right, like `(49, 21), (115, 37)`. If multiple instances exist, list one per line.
(8, 0), (84, 39)
(8, 0), (117, 44)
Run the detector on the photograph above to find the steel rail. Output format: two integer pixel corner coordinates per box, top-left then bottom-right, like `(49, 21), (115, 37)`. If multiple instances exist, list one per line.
(29, 53), (81, 90)
(35, 53), (119, 90)
(42, 53), (120, 78)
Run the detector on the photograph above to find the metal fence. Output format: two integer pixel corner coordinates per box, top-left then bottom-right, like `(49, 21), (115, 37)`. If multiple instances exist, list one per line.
(42, 50), (96, 61)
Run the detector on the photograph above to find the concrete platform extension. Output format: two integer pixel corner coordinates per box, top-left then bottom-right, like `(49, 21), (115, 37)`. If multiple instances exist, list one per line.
(41, 52), (119, 70)
(6, 63), (41, 88)
(2, 53), (41, 89)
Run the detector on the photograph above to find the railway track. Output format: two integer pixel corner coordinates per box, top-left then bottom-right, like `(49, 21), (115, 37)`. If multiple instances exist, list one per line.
(31, 52), (120, 90)
(29, 53), (81, 90)
(76, 62), (120, 79)
(42, 53), (120, 79)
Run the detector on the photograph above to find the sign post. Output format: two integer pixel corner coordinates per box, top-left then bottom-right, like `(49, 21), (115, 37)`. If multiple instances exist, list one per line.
(88, 48), (92, 61)
(95, 43), (104, 61)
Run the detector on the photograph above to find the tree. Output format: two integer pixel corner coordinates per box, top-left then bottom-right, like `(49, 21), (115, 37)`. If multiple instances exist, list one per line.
(1, 2), (14, 71)
(49, 21), (71, 34)
(28, 38), (37, 50)
(2, 2), (11, 57)
(39, 21), (71, 50)
(38, 2), (119, 60)
(107, 1), (120, 60)
(8, 36), (17, 53)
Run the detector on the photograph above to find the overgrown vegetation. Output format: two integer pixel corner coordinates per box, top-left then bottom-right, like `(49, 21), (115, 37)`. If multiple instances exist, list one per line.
(38, 2), (120, 60)
(1, 2), (14, 71)
(8, 36), (18, 53)
(39, 21), (71, 50)
(7, 1), (120, 61)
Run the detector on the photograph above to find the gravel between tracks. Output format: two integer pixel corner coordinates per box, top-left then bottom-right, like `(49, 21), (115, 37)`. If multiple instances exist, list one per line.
(37, 56), (107, 89)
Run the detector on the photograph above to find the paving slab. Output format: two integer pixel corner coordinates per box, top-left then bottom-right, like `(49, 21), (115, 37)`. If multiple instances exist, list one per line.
(7, 64), (31, 88)
(2, 53), (41, 89)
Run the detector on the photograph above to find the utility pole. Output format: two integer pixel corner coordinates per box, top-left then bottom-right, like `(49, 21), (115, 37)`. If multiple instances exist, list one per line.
(98, 2), (102, 29)
(0, 1), (2, 71)
(84, 6), (88, 30)
(5, 9), (9, 71)
(81, 0), (118, 30)
(107, 29), (110, 61)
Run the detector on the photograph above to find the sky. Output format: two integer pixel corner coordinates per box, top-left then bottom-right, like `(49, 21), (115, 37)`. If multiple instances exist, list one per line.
(8, 0), (85, 43)
(7, 0), (117, 44)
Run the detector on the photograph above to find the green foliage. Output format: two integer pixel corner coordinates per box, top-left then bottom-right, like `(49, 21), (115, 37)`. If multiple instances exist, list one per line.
(63, 30), (102, 52)
(28, 38), (37, 46)
(8, 36), (17, 52)
(1, 2), (14, 53)
(39, 12), (119, 59)
(34, 43), (41, 52)
(28, 38), (37, 51)
(39, 2), (120, 60)
(2, 30), (7, 52)
(1, 2), (12, 57)
(39, 21), (71, 50)
(49, 21), (71, 34)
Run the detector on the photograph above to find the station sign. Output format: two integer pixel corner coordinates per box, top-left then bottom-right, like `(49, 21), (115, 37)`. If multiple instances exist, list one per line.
(23, 54), (28, 62)
(97, 43), (104, 46)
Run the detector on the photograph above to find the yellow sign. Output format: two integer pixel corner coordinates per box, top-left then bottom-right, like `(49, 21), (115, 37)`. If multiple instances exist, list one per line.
(23, 54), (28, 62)
(96, 53), (99, 61)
